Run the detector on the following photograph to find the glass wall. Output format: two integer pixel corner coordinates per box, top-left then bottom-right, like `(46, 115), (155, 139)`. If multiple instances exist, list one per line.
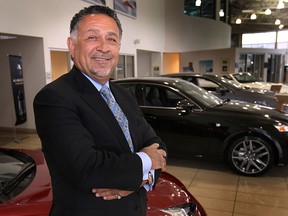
(184, 0), (216, 20)
(242, 30), (288, 49)
(277, 30), (288, 49)
(239, 54), (264, 79)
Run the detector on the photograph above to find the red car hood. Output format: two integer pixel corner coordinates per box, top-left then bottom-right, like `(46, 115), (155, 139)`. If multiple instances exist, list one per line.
(0, 147), (206, 216)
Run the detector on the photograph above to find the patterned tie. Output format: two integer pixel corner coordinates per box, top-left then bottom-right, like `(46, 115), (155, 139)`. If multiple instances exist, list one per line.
(100, 85), (134, 152)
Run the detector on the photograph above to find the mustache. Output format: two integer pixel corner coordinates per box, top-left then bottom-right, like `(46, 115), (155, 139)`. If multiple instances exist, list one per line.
(91, 53), (112, 60)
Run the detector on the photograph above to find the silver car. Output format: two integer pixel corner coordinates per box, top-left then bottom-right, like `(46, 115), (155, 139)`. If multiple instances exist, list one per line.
(161, 72), (279, 109)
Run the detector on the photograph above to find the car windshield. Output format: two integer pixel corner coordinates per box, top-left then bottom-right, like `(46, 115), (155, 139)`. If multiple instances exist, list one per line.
(233, 73), (261, 83)
(218, 76), (246, 89)
(171, 79), (223, 107)
(0, 149), (36, 203)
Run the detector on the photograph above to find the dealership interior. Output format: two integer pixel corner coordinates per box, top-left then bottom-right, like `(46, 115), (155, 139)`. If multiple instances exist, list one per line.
(1, 0), (288, 216)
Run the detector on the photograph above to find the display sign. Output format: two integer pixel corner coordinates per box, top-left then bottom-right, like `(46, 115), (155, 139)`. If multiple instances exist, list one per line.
(8, 55), (27, 125)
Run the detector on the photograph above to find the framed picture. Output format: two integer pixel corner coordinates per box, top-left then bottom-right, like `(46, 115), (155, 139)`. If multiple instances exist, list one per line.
(114, 0), (137, 18)
(82, 0), (106, 5)
(221, 58), (229, 73)
(199, 60), (213, 73)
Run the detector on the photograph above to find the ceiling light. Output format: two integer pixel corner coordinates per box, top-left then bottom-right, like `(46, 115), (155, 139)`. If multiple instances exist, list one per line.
(277, 1), (284, 9)
(250, 13), (257, 20)
(195, 0), (201, 7)
(279, 24), (284, 29)
(236, 18), (242, 24)
(219, 9), (224, 17)
(275, 19), (281, 25)
(264, 8), (272, 15)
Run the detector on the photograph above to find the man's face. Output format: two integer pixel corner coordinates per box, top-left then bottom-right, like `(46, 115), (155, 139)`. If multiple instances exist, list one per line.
(68, 14), (120, 84)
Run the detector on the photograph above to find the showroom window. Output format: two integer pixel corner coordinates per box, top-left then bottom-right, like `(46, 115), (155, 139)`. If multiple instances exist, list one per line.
(113, 55), (134, 80)
(242, 30), (288, 49)
(184, 0), (227, 22)
(184, 0), (216, 20)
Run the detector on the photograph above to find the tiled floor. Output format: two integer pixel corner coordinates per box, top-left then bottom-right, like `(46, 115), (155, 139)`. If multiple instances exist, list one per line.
(1, 130), (288, 216)
(166, 158), (288, 216)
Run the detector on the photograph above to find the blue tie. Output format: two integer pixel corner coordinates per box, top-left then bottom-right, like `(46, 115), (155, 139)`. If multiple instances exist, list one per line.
(100, 85), (134, 152)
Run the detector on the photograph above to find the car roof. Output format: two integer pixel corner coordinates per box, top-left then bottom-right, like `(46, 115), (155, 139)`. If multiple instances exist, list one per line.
(160, 72), (223, 78)
(113, 76), (187, 84)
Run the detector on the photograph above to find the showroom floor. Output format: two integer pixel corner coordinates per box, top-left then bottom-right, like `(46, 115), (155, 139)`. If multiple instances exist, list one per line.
(1, 130), (288, 216)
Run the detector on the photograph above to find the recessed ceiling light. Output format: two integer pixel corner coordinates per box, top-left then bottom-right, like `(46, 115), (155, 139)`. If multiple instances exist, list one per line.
(264, 8), (272, 15)
(275, 19), (281, 25)
(250, 13), (257, 20)
(195, 0), (201, 7)
(219, 9), (224, 17)
(277, 1), (284, 9)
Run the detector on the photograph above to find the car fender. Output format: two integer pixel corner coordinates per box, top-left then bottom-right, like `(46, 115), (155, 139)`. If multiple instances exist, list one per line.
(223, 127), (282, 162)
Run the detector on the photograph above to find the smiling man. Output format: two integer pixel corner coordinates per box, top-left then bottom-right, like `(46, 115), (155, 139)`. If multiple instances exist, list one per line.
(33, 5), (167, 216)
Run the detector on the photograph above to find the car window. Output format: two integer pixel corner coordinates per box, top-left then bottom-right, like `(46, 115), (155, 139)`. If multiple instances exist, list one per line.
(144, 85), (184, 107)
(116, 80), (222, 107)
(197, 78), (219, 92)
(234, 73), (261, 83)
(119, 84), (146, 105)
(220, 77), (246, 89)
(119, 83), (200, 108)
(222, 75), (232, 80)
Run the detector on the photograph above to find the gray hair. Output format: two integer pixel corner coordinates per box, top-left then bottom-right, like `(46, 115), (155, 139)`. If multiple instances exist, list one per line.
(69, 5), (122, 41)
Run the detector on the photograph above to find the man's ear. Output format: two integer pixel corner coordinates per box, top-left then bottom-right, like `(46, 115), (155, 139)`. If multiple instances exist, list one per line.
(67, 37), (75, 59)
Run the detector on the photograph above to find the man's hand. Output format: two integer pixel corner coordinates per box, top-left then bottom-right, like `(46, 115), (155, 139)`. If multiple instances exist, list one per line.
(92, 144), (166, 200)
(140, 143), (167, 171)
(92, 188), (134, 200)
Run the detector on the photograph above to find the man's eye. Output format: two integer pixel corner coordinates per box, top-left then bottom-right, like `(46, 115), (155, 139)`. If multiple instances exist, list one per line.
(87, 36), (98, 41)
(107, 37), (118, 43)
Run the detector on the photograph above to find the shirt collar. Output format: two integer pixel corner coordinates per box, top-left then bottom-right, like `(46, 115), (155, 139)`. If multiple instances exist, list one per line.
(81, 72), (110, 91)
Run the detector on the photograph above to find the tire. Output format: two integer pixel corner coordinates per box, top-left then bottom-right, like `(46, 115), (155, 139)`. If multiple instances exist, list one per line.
(227, 136), (274, 176)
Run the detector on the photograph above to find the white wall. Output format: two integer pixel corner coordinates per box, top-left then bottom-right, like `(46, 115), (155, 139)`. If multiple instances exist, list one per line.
(0, 37), (46, 129)
(180, 48), (236, 74)
(165, 0), (231, 52)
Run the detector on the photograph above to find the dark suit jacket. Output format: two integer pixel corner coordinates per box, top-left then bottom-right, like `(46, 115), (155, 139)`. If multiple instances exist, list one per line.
(33, 66), (166, 216)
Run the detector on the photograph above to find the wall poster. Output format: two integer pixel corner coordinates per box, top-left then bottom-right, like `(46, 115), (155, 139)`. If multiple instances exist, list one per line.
(199, 60), (213, 73)
(221, 58), (229, 73)
(8, 55), (27, 126)
(114, 0), (137, 18)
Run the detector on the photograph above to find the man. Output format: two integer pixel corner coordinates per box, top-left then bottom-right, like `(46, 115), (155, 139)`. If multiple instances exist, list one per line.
(33, 5), (167, 216)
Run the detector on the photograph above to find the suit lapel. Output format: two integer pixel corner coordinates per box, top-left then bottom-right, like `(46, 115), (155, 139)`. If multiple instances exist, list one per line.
(70, 68), (132, 152)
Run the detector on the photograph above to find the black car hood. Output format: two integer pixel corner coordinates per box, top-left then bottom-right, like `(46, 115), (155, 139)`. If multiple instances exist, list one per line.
(212, 100), (288, 122)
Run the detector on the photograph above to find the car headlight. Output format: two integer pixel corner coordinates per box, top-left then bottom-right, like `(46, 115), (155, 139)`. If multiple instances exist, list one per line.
(274, 122), (288, 132)
(160, 203), (196, 216)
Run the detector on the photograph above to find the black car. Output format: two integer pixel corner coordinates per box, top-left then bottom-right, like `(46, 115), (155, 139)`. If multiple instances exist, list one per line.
(161, 72), (278, 109)
(113, 77), (288, 176)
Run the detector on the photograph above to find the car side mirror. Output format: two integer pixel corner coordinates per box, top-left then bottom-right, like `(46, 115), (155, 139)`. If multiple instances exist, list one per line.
(176, 99), (194, 115)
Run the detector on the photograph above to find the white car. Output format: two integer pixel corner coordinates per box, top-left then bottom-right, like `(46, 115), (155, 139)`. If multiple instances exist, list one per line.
(223, 72), (288, 94)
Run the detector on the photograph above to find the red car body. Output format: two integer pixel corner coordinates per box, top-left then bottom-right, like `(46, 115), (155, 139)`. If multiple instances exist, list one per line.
(0, 147), (206, 216)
